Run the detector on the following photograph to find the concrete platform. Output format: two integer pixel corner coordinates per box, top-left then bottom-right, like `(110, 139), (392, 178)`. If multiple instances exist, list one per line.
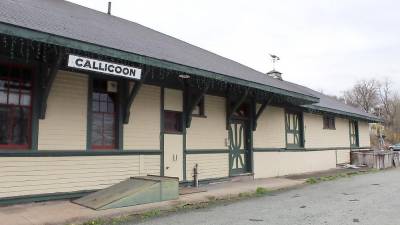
(0, 177), (304, 225)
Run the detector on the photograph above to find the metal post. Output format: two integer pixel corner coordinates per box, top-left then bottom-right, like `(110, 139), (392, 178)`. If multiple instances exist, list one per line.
(193, 164), (199, 188)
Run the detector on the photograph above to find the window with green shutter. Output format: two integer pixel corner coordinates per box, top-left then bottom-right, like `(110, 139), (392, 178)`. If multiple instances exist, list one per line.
(349, 120), (359, 148)
(285, 111), (304, 148)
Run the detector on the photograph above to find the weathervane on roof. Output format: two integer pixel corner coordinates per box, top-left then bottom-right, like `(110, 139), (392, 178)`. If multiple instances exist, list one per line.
(266, 54), (283, 80)
(269, 54), (280, 70)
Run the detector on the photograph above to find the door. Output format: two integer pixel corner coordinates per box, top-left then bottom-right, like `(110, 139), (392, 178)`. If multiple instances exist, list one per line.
(228, 119), (249, 175)
(164, 134), (183, 180)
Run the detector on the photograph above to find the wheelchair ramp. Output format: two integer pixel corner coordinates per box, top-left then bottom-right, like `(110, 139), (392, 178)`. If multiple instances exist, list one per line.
(73, 176), (179, 210)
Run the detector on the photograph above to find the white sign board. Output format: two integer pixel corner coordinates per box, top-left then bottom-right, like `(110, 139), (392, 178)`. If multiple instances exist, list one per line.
(67, 55), (142, 80)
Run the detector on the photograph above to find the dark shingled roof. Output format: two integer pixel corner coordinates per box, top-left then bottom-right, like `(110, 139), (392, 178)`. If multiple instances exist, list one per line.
(0, 0), (379, 122)
(298, 85), (380, 122)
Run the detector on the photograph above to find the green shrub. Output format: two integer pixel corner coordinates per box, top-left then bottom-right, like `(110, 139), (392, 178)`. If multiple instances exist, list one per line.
(255, 187), (269, 195)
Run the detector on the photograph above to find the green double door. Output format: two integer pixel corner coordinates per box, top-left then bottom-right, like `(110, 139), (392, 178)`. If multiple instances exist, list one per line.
(228, 119), (251, 176)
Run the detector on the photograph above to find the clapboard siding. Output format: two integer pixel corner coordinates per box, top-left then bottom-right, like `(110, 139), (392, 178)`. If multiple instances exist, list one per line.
(336, 149), (351, 164)
(254, 151), (337, 178)
(186, 154), (228, 181)
(304, 113), (350, 148)
(186, 95), (228, 150)
(124, 85), (160, 149)
(358, 121), (370, 147)
(38, 71), (88, 150)
(0, 155), (160, 198)
(253, 106), (286, 148)
(164, 88), (182, 111)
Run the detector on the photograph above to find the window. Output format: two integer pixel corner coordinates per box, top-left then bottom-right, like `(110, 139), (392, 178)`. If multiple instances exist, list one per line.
(285, 111), (304, 148)
(323, 115), (335, 130)
(0, 65), (32, 149)
(91, 79), (117, 149)
(349, 120), (359, 148)
(192, 97), (205, 117)
(164, 110), (182, 134)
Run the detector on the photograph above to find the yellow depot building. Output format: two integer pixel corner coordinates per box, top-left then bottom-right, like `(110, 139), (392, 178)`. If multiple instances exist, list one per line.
(0, 0), (379, 204)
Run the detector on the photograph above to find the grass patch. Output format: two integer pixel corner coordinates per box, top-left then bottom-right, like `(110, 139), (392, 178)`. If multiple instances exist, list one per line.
(305, 169), (374, 185)
(306, 177), (318, 184)
(238, 192), (252, 198)
(71, 215), (131, 225)
(255, 187), (270, 195)
(141, 209), (161, 220)
(80, 218), (107, 225)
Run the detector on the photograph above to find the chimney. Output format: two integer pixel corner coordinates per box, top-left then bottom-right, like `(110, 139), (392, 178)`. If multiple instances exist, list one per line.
(266, 69), (283, 80)
(107, 2), (112, 15)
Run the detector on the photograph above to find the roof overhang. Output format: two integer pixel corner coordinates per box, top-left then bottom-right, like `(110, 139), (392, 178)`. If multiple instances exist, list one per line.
(304, 105), (383, 123)
(0, 22), (319, 105)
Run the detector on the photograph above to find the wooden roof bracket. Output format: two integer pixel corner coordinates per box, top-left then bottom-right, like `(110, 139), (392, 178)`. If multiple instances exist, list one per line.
(123, 68), (150, 124)
(38, 52), (63, 119)
(253, 95), (273, 130)
(185, 84), (209, 128)
(226, 88), (249, 129)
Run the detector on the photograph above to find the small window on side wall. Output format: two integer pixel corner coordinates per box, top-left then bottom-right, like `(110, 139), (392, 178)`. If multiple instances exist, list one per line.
(323, 115), (335, 130)
(164, 110), (183, 134)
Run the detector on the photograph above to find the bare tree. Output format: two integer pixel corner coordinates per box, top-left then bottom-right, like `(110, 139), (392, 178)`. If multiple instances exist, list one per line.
(337, 78), (400, 144)
(378, 78), (397, 126)
(343, 79), (380, 113)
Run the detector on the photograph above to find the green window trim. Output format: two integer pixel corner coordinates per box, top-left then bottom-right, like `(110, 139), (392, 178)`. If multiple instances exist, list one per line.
(86, 75), (124, 151)
(323, 115), (336, 130)
(285, 110), (304, 148)
(349, 120), (359, 148)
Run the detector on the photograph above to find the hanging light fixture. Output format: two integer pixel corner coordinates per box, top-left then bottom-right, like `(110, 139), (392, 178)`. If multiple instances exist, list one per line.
(178, 74), (190, 79)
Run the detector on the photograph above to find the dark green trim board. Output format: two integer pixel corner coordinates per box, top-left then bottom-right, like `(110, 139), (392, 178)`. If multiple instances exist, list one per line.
(30, 65), (41, 151)
(182, 86), (187, 181)
(249, 101), (255, 174)
(253, 147), (370, 152)
(86, 75), (93, 150)
(117, 79), (124, 151)
(0, 23), (319, 104)
(0, 150), (161, 157)
(160, 87), (165, 176)
(186, 149), (229, 154)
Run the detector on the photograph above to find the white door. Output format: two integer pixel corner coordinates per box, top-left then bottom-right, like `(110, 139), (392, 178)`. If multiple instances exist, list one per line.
(164, 134), (183, 180)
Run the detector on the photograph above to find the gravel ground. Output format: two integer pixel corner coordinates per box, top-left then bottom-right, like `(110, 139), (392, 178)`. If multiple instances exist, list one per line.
(135, 168), (400, 225)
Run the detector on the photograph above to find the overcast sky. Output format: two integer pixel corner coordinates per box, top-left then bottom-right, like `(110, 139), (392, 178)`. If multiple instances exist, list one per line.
(67, 0), (399, 96)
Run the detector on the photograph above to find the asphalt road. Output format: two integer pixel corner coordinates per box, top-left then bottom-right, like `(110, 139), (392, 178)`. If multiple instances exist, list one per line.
(136, 169), (400, 225)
